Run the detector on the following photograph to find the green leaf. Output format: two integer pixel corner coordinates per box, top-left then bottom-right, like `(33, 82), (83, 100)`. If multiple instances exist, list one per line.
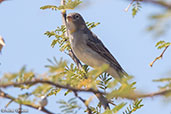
(57, 0), (82, 10)
(155, 41), (171, 49)
(155, 41), (165, 47)
(147, 10), (171, 38)
(123, 99), (143, 114)
(107, 81), (136, 99)
(57, 98), (81, 114)
(48, 88), (61, 96)
(88, 64), (109, 79)
(98, 73), (112, 92)
(86, 22), (100, 30)
(153, 77), (171, 93)
(44, 25), (70, 52)
(132, 1), (142, 17)
(32, 84), (53, 97)
(112, 103), (127, 113)
(103, 109), (113, 114)
(45, 58), (67, 73)
(40, 0), (82, 11)
(40, 5), (58, 10)
(153, 78), (171, 82)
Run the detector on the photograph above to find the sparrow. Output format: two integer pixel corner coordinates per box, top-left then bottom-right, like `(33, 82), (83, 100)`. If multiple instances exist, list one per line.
(66, 13), (127, 80)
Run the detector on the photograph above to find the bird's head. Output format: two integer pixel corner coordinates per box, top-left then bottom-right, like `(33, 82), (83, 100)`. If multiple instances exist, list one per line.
(66, 13), (87, 33)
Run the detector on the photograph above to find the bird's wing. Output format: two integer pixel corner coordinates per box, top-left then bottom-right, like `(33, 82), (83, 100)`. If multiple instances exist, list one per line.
(86, 31), (125, 73)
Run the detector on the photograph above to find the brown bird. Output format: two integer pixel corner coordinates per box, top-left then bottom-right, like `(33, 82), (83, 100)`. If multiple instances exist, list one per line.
(66, 13), (128, 81)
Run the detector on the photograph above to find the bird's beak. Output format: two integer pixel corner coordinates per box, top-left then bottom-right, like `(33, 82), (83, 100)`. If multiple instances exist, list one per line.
(67, 15), (72, 22)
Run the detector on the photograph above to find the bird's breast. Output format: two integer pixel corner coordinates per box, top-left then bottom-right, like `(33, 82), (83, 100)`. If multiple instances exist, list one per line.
(70, 33), (107, 67)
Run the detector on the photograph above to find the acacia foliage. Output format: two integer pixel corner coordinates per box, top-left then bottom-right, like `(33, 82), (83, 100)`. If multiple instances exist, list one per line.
(0, 0), (171, 114)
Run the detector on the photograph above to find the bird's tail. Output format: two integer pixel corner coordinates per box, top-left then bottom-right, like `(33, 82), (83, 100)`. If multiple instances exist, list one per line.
(121, 69), (129, 77)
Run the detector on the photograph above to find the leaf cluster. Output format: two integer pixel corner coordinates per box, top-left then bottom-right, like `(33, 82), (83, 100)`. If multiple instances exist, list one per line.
(98, 73), (112, 92)
(155, 40), (171, 49)
(45, 25), (70, 52)
(153, 77), (171, 97)
(40, 0), (82, 11)
(0, 57), (142, 114)
(57, 98), (81, 114)
(1, 66), (35, 89)
(132, 1), (142, 17)
(123, 99), (144, 114)
(103, 103), (126, 114)
(147, 9), (171, 38)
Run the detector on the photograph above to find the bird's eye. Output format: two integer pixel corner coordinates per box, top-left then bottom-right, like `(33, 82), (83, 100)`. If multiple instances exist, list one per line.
(75, 15), (79, 19)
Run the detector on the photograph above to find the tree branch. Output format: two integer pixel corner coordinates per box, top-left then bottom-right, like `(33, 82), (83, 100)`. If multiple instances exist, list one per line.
(110, 88), (171, 100)
(0, 79), (170, 100)
(0, 79), (104, 94)
(68, 49), (82, 69)
(0, 89), (54, 114)
(74, 92), (92, 114)
(18, 104), (22, 114)
(125, 0), (135, 12)
(137, 88), (171, 98)
(150, 46), (169, 67)
(142, 0), (171, 9)
(60, 0), (82, 69)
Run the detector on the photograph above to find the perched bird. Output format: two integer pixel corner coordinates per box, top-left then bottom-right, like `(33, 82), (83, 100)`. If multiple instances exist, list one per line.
(66, 13), (127, 80)
(0, 36), (5, 53)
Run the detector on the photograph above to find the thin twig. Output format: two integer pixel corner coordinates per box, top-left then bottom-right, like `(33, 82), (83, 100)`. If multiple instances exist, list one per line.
(150, 46), (169, 67)
(125, 0), (135, 12)
(5, 99), (13, 108)
(95, 93), (110, 109)
(0, 90), (54, 114)
(18, 104), (22, 114)
(74, 92), (92, 114)
(109, 88), (171, 100)
(60, 0), (82, 69)
(68, 49), (82, 69)
(0, 79), (104, 94)
(142, 0), (171, 9)
(136, 88), (171, 98)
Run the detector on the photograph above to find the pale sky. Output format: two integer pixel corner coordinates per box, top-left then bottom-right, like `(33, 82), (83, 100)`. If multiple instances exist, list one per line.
(0, 0), (171, 114)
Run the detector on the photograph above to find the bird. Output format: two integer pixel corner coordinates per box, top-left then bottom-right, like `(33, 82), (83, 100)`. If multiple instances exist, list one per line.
(66, 13), (127, 81)
(0, 36), (5, 53)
